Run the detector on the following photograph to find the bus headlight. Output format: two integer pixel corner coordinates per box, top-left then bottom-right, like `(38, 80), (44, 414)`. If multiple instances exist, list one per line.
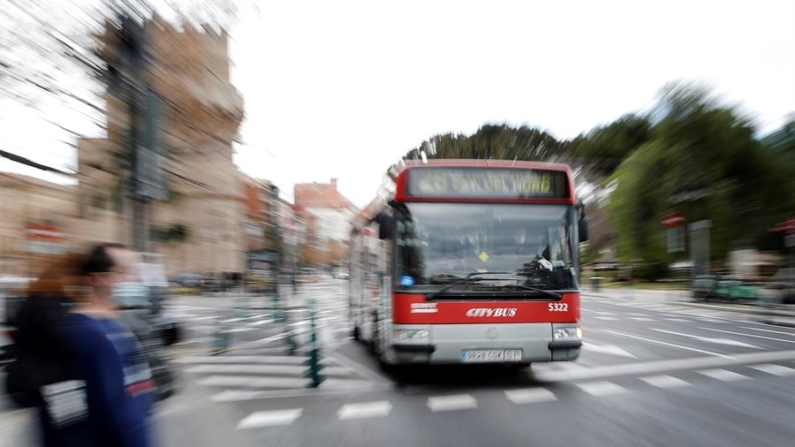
(394, 329), (430, 342)
(554, 327), (583, 340)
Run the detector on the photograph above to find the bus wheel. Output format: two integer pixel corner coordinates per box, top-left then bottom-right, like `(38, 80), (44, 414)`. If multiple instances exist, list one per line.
(509, 363), (532, 373)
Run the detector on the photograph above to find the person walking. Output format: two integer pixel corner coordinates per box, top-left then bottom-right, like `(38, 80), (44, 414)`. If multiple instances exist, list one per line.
(6, 243), (156, 447)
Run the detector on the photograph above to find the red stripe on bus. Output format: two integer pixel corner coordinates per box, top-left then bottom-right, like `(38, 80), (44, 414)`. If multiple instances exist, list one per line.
(392, 293), (580, 324)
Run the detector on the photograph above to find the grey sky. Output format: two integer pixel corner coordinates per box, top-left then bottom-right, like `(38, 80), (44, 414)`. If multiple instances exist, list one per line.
(230, 0), (794, 208)
(2, 0), (793, 208)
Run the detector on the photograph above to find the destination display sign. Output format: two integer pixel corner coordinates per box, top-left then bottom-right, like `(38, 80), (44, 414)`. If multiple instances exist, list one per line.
(405, 167), (569, 199)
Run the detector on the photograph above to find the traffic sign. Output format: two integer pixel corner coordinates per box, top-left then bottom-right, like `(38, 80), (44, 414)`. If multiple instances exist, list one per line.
(662, 212), (685, 228)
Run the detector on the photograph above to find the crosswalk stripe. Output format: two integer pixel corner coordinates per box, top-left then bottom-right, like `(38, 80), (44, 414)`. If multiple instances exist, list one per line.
(698, 369), (749, 382)
(504, 388), (557, 404)
(749, 364), (795, 377)
(338, 401), (392, 420)
(173, 355), (325, 365)
(185, 364), (355, 376)
(197, 375), (312, 389)
(427, 394), (477, 412)
(576, 381), (627, 396)
(640, 375), (690, 389)
(238, 409), (302, 429)
(318, 378), (378, 390)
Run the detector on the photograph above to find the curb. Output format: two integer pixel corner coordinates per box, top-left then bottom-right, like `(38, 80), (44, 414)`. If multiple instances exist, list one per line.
(673, 301), (795, 318)
(582, 292), (795, 318)
(761, 319), (795, 328)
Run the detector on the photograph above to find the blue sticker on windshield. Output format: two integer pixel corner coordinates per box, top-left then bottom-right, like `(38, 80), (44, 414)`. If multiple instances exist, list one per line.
(399, 275), (415, 287)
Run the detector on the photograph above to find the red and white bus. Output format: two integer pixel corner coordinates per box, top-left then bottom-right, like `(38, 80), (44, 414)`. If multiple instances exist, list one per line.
(349, 159), (589, 366)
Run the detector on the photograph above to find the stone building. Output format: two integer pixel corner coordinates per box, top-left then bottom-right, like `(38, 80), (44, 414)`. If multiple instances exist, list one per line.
(0, 173), (77, 277)
(294, 179), (358, 266)
(77, 17), (246, 275)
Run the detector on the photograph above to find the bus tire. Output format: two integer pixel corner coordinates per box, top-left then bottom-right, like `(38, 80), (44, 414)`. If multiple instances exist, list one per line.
(509, 363), (532, 372)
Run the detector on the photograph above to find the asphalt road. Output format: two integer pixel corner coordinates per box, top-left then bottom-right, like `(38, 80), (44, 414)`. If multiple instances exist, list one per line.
(4, 279), (795, 446)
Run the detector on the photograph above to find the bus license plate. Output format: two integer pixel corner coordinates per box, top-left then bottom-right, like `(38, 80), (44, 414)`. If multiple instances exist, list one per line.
(461, 350), (522, 363)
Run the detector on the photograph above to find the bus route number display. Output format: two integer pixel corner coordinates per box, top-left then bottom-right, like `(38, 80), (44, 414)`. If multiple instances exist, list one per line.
(406, 167), (569, 199)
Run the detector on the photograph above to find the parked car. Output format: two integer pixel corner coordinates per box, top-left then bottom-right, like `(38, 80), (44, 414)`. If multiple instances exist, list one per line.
(169, 272), (202, 288)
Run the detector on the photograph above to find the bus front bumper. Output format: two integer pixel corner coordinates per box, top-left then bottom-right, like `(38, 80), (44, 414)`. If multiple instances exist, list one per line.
(389, 323), (582, 364)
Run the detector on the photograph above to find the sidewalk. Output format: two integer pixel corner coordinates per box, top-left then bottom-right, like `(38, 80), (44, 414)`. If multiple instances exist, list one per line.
(170, 282), (318, 309)
(582, 286), (795, 323)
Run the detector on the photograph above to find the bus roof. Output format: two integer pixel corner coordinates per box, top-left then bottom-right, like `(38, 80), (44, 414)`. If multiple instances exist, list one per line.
(352, 159), (578, 232)
(393, 159), (576, 204)
(390, 159), (574, 173)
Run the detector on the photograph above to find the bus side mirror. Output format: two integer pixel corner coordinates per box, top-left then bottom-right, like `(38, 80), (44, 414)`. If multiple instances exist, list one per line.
(579, 218), (590, 243)
(376, 214), (395, 240)
(576, 200), (589, 243)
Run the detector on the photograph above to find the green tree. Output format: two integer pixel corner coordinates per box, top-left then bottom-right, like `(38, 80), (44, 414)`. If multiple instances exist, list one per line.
(566, 114), (652, 176)
(608, 82), (790, 267)
(402, 124), (564, 162)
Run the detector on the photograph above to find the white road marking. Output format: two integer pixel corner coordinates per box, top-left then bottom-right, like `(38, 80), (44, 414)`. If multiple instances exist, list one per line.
(749, 364), (795, 377)
(603, 329), (733, 358)
(238, 409), (302, 429)
(698, 369), (749, 382)
(227, 327), (256, 333)
(184, 364), (353, 376)
(254, 333), (289, 344)
(427, 394), (478, 412)
(640, 375), (690, 389)
(504, 388), (557, 404)
(337, 401), (392, 420)
(210, 382), (391, 402)
(699, 327), (795, 345)
(577, 381), (627, 396)
(652, 328), (762, 349)
(739, 326), (795, 337)
(173, 355), (322, 365)
(186, 364), (307, 375)
(318, 378), (378, 390)
(197, 375), (311, 389)
(582, 342), (637, 359)
(249, 319), (276, 326)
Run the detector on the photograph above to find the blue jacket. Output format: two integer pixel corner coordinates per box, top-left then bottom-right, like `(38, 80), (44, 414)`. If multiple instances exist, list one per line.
(39, 313), (155, 447)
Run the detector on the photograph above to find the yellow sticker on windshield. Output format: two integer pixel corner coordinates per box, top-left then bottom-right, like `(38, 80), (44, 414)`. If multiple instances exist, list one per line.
(479, 252), (489, 263)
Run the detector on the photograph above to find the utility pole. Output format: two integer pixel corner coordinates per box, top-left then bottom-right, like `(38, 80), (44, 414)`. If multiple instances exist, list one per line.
(109, 16), (167, 253)
(268, 184), (282, 281)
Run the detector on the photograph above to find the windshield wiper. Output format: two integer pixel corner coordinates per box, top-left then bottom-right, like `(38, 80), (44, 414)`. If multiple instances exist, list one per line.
(427, 271), (564, 300)
(499, 284), (561, 300)
(425, 271), (523, 299)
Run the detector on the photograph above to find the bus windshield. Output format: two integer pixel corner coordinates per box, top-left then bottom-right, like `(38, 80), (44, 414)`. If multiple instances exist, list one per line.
(395, 203), (577, 291)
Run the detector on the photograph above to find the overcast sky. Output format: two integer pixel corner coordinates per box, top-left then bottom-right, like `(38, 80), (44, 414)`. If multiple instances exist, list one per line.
(2, 0), (794, 208)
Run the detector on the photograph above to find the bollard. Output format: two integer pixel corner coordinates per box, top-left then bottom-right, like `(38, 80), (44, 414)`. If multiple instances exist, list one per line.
(272, 295), (280, 322)
(211, 322), (231, 356)
(307, 298), (324, 388)
(285, 327), (298, 355)
(235, 296), (251, 319)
